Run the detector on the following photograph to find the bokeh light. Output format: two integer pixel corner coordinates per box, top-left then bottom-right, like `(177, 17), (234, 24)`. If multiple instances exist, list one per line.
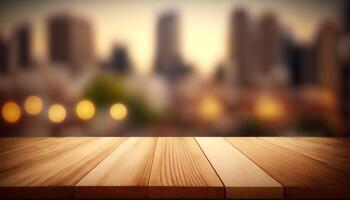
(110, 103), (128, 120)
(198, 96), (223, 121)
(48, 104), (66, 123)
(254, 95), (285, 121)
(2, 101), (21, 123)
(76, 100), (95, 120)
(24, 95), (43, 115)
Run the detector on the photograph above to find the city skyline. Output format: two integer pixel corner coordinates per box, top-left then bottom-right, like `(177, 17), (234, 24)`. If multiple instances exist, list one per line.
(0, 0), (342, 76)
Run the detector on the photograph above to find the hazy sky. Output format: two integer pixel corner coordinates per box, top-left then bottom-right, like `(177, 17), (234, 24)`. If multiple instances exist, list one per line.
(0, 0), (343, 76)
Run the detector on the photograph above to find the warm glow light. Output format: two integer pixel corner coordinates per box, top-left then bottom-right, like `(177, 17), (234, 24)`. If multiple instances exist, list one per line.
(76, 100), (95, 120)
(110, 103), (128, 120)
(24, 96), (43, 115)
(2, 101), (21, 123)
(254, 96), (285, 121)
(48, 104), (66, 123)
(198, 96), (223, 121)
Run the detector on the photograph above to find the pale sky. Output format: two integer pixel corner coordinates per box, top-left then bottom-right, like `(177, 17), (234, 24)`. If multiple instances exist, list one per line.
(0, 0), (342, 76)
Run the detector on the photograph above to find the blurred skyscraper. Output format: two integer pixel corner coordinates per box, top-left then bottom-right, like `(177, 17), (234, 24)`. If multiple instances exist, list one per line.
(229, 10), (288, 87)
(214, 64), (225, 82)
(154, 11), (190, 80)
(284, 42), (305, 87)
(256, 13), (280, 72)
(229, 9), (252, 86)
(344, 0), (350, 32)
(314, 21), (339, 93)
(255, 13), (288, 86)
(0, 33), (9, 73)
(340, 1), (350, 122)
(110, 45), (132, 74)
(12, 23), (32, 68)
(341, 59), (350, 121)
(283, 34), (316, 87)
(48, 13), (94, 71)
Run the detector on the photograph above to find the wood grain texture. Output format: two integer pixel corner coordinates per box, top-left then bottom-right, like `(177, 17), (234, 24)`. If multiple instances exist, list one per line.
(148, 137), (224, 199)
(76, 137), (157, 199)
(226, 137), (350, 199)
(1, 137), (350, 199)
(0, 137), (51, 153)
(196, 137), (283, 199)
(0, 137), (126, 199)
(261, 137), (350, 173)
(301, 137), (350, 148)
(0, 137), (92, 177)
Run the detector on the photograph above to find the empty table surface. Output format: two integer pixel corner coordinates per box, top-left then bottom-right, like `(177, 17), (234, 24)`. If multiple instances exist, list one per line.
(0, 137), (349, 199)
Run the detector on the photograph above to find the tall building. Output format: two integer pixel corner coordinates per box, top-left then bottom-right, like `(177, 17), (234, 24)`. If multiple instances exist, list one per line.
(256, 13), (282, 73)
(0, 33), (9, 73)
(213, 63), (227, 83)
(284, 35), (316, 87)
(48, 13), (94, 70)
(340, 1), (350, 122)
(314, 20), (342, 124)
(12, 23), (32, 68)
(254, 12), (290, 86)
(340, 63), (350, 121)
(314, 21), (339, 92)
(229, 9), (252, 86)
(343, 0), (350, 32)
(154, 11), (189, 79)
(110, 45), (131, 74)
(284, 42), (305, 87)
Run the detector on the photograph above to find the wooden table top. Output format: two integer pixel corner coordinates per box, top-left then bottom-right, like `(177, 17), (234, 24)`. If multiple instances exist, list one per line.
(0, 137), (349, 199)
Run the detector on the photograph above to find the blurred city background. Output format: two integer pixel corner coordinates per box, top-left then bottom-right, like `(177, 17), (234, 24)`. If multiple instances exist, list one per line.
(0, 0), (349, 136)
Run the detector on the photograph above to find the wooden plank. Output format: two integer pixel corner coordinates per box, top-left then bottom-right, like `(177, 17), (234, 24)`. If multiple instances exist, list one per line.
(261, 137), (350, 173)
(0, 137), (51, 153)
(226, 137), (350, 199)
(148, 137), (224, 199)
(196, 137), (283, 199)
(301, 137), (350, 148)
(76, 137), (157, 199)
(0, 137), (92, 177)
(0, 137), (126, 199)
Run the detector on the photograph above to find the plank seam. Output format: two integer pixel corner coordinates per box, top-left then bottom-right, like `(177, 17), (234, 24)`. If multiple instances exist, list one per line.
(72, 137), (128, 198)
(146, 137), (158, 200)
(224, 137), (286, 200)
(194, 137), (226, 200)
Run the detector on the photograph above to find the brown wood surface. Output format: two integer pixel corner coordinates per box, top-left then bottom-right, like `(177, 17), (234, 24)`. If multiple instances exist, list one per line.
(196, 137), (283, 199)
(261, 137), (350, 173)
(0, 137), (126, 199)
(0, 137), (51, 153)
(0, 137), (350, 199)
(148, 137), (224, 199)
(0, 137), (91, 177)
(301, 137), (350, 149)
(76, 137), (157, 199)
(226, 137), (350, 199)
